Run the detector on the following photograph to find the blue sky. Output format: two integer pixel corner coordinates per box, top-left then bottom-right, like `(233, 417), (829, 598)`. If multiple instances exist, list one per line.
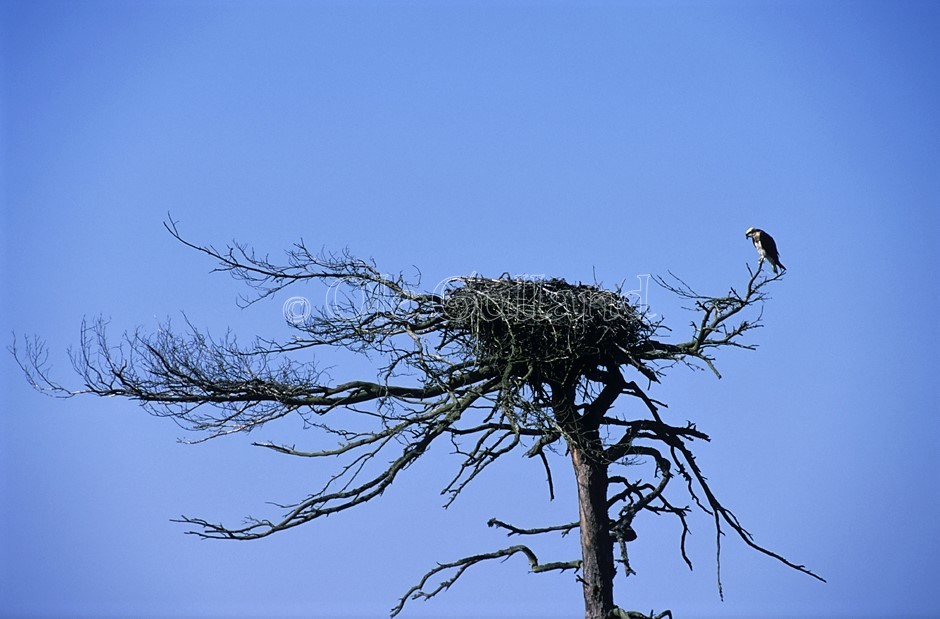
(2, 1), (938, 617)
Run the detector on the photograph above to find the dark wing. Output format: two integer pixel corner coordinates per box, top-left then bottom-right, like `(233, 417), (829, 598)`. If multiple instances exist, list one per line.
(758, 230), (785, 270)
(758, 230), (779, 261)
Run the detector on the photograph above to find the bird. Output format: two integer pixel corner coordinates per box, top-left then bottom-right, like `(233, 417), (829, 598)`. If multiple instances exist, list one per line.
(745, 227), (786, 274)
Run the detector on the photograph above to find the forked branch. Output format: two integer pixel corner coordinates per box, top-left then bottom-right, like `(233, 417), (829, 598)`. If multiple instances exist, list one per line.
(391, 544), (580, 617)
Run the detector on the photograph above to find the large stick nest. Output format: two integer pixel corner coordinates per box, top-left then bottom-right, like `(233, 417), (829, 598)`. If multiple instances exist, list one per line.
(442, 276), (655, 382)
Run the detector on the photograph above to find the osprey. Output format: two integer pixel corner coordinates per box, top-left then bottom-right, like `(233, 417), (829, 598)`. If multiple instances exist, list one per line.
(745, 227), (786, 274)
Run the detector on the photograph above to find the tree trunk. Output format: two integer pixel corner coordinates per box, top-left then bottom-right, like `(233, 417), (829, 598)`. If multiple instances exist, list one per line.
(552, 378), (616, 619)
(572, 442), (615, 619)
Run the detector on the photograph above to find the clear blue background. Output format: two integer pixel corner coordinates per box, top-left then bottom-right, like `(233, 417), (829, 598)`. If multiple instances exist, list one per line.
(2, 1), (938, 617)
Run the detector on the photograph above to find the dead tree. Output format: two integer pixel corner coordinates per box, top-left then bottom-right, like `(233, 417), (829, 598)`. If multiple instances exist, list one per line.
(13, 220), (823, 619)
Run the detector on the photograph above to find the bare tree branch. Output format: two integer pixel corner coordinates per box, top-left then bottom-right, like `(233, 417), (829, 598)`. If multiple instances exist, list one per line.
(391, 544), (580, 618)
(487, 518), (580, 537)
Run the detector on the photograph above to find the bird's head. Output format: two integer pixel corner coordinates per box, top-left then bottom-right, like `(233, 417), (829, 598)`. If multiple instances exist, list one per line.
(744, 227), (759, 239)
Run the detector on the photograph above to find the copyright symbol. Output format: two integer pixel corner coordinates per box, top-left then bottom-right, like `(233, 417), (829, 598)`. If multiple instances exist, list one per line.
(283, 296), (312, 326)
